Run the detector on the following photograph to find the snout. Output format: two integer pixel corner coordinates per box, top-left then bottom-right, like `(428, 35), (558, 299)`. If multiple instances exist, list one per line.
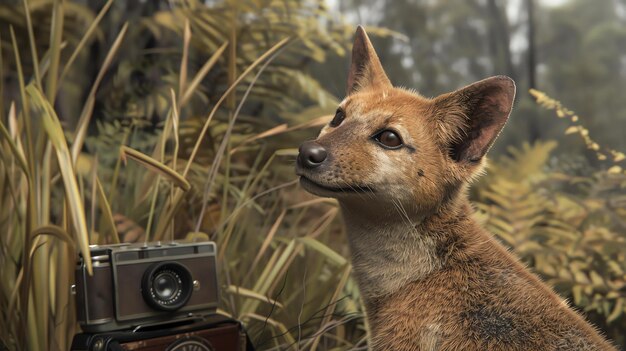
(297, 141), (327, 170)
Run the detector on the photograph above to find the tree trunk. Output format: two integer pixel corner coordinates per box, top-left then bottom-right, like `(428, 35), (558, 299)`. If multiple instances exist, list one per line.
(526, 0), (537, 89)
(486, 0), (516, 80)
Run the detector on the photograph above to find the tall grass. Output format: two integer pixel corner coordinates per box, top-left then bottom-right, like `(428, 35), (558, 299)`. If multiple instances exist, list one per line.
(7, 1), (621, 350)
(0, 1), (370, 350)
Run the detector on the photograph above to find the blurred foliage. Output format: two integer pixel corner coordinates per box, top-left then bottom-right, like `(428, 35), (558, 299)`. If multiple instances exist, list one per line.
(473, 99), (626, 347)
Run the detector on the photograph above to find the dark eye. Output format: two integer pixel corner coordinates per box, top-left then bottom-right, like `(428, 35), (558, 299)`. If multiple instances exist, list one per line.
(330, 109), (345, 127)
(374, 130), (403, 149)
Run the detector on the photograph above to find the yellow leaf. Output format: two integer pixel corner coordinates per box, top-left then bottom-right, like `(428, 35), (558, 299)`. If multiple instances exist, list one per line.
(184, 232), (210, 242)
(529, 89), (546, 101)
(607, 166), (622, 174)
(607, 299), (623, 323)
(572, 285), (583, 305)
(589, 271), (604, 286)
(120, 146), (190, 191)
(564, 126), (578, 135)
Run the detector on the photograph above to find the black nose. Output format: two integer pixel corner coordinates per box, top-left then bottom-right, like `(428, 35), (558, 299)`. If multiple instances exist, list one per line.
(298, 141), (328, 169)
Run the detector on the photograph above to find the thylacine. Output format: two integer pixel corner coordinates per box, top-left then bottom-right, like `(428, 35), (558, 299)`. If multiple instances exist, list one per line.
(296, 26), (616, 351)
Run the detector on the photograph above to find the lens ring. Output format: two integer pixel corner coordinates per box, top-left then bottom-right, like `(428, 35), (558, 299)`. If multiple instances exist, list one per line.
(141, 262), (193, 311)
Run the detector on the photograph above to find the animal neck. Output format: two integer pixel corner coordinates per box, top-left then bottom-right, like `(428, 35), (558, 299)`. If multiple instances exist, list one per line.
(339, 192), (476, 300)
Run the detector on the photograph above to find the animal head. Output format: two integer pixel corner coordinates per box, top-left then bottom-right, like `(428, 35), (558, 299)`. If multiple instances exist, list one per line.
(296, 26), (515, 216)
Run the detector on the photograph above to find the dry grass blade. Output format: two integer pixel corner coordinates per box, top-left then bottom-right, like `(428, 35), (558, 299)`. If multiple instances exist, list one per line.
(90, 154), (98, 242)
(6, 270), (24, 337)
(181, 41), (229, 106)
(274, 148), (299, 157)
(249, 210), (286, 274)
(0, 117), (29, 177)
(216, 179), (298, 237)
(31, 225), (75, 248)
(0, 143), (25, 225)
(45, 0), (65, 102)
(70, 22), (129, 166)
(0, 32), (3, 116)
(241, 240), (300, 315)
(288, 198), (337, 210)
(9, 26), (39, 347)
(298, 236), (346, 267)
(170, 89), (180, 171)
(26, 84), (92, 274)
(178, 19), (191, 100)
(40, 142), (52, 225)
(229, 124), (287, 154)
(96, 176), (120, 244)
(120, 146), (190, 192)
(152, 191), (186, 241)
(58, 0), (114, 84)
(241, 312), (296, 346)
(194, 45), (285, 232)
(22, 0), (42, 87)
(182, 36), (291, 177)
(284, 115), (333, 131)
(226, 285), (284, 309)
(233, 115), (332, 154)
(10, 26), (35, 176)
(305, 208), (338, 238)
(308, 264), (352, 351)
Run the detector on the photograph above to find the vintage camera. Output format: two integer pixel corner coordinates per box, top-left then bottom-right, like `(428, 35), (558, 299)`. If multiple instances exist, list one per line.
(73, 241), (219, 333)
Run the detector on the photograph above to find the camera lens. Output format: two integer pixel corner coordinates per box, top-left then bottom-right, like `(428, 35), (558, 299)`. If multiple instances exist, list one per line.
(153, 271), (180, 300)
(142, 262), (193, 311)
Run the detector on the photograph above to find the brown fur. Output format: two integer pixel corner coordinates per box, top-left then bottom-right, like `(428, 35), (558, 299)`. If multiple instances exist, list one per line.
(296, 26), (616, 350)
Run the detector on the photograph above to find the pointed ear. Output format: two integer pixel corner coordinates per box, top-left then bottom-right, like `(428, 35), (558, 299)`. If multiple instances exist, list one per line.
(433, 76), (515, 163)
(346, 26), (392, 95)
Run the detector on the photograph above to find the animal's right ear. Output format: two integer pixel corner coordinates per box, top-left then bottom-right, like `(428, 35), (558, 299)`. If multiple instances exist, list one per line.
(346, 26), (392, 95)
(432, 76), (515, 164)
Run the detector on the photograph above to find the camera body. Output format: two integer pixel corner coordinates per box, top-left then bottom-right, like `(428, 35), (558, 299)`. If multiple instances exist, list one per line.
(70, 314), (249, 351)
(74, 241), (219, 333)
